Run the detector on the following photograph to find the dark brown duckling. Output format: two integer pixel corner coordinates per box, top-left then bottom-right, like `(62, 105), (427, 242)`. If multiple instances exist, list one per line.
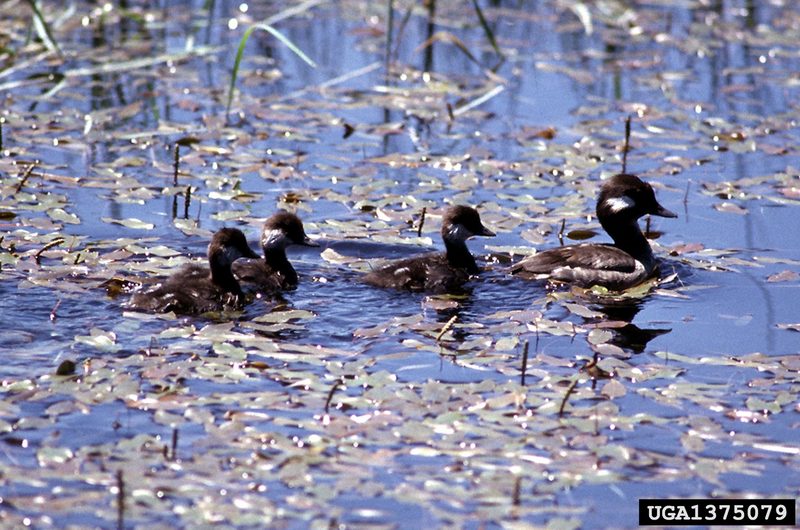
(232, 211), (318, 295)
(363, 205), (495, 293)
(127, 227), (259, 314)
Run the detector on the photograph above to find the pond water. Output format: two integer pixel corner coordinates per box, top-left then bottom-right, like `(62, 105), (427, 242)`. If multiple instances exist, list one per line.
(1, 0), (799, 528)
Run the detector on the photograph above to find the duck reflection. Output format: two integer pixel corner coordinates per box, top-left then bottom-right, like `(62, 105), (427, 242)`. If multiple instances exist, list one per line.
(594, 300), (671, 353)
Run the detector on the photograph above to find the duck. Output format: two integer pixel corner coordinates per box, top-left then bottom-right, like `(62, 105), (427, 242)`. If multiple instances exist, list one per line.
(232, 211), (317, 294)
(127, 227), (259, 314)
(510, 173), (677, 290)
(363, 205), (495, 293)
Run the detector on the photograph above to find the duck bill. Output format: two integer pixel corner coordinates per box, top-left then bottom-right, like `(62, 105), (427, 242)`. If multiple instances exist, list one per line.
(301, 235), (320, 247)
(243, 245), (260, 259)
(652, 203), (677, 218)
(478, 225), (496, 237)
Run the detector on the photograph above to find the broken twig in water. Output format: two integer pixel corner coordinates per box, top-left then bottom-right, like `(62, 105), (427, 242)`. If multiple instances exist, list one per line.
(116, 469), (125, 530)
(184, 185), (191, 219)
(173, 144), (180, 186)
(324, 380), (343, 414)
(15, 163), (36, 193)
(35, 237), (65, 264)
(622, 114), (631, 173)
(520, 340), (529, 386)
(171, 427), (178, 460)
(417, 207), (427, 237)
(558, 378), (579, 417)
(50, 299), (61, 322)
(436, 315), (458, 342)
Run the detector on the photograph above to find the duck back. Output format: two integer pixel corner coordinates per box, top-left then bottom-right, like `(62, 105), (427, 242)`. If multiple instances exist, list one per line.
(363, 252), (471, 293)
(128, 264), (244, 314)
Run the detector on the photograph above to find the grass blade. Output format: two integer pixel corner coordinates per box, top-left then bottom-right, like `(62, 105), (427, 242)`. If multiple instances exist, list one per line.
(25, 0), (61, 55)
(470, 0), (503, 59)
(452, 84), (505, 117)
(414, 31), (480, 66)
(253, 23), (317, 69)
(569, 2), (594, 36)
(225, 22), (317, 116)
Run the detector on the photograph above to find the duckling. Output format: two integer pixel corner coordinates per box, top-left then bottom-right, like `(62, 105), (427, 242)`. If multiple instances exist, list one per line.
(127, 227), (258, 314)
(232, 211), (318, 294)
(364, 205), (495, 293)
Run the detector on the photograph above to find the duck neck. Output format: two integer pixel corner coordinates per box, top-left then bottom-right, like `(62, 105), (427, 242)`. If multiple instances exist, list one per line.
(264, 246), (298, 284)
(603, 218), (656, 268)
(209, 255), (243, 295)
(444, 239), (479, 274)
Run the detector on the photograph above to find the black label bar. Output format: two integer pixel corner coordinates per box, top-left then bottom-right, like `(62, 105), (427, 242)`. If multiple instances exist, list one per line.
(639, 499), (796, 526)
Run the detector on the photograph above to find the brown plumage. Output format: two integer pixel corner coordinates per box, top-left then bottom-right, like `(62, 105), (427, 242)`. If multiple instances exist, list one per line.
(364, 205), (495, 293)
(511, 174), (677, 290)
(127, 228), (259, 314)
(232, 211), (317, 295)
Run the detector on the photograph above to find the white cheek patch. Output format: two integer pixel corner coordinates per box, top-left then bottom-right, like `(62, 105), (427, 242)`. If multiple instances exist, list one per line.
(604, 196), (636, 213)
(445, 223), (473, 243)
(262, 229), (291, 250)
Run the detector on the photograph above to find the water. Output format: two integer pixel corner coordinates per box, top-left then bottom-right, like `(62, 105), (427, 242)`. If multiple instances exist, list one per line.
(1, 1), (799, 528)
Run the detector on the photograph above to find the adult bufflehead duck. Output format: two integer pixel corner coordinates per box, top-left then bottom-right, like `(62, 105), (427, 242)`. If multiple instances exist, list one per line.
(127, 227), (259, 314)
(232, 211), (317, 294)
(510, 173), (677, 290)
(363, 205), (495, 293)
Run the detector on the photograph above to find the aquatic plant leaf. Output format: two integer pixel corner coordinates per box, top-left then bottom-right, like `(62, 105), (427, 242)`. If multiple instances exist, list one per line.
(102, 217), (155, 230)
(254, 309), (315, 323)
(587, 329), (612, 345)
(600, 380), (625, 399)
(36, 447), (73, 466)
(47, 208), (80, 224)
(564, 303), (604, 319)
(766, 270), (798, 282)
(745, 397), (781, 414)
(714, 202), (748, 215)
(320, 248), (360, 265)
(74, 328), (120, 352)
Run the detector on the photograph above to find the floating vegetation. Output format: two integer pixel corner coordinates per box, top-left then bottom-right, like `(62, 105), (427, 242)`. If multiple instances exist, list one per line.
(0, 0), (799, 528)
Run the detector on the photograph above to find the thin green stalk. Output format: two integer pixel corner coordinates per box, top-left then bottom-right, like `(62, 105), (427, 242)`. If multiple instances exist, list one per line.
(225, 23), (317, 116)
(25, 0), (62, 55)
(470, 0), (503, 59)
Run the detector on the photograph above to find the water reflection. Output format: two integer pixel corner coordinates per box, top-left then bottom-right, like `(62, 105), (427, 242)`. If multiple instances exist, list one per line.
(594, 300), (672, 353)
